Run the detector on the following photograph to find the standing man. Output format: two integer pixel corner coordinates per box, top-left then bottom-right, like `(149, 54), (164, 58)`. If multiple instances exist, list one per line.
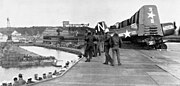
(84, 31), (96, 62)
(94, 33), (101, 56)
(92, 32), (97, 57)
(103, 31), (113, 66)
(111, 33), (123, 66)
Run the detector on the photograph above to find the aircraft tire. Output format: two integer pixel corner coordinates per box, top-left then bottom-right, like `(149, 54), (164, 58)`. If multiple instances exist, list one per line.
(160, 43), (167, 49)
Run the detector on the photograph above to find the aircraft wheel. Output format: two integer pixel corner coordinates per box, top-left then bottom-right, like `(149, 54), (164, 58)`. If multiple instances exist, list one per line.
(160, 43), (167, 49)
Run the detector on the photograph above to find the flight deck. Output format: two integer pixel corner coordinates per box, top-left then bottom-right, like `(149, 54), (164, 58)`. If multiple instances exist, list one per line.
(33, 43), (180, 86)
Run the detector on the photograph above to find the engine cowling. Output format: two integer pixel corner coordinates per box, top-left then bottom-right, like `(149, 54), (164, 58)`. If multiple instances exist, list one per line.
(161, 23), (176, 36)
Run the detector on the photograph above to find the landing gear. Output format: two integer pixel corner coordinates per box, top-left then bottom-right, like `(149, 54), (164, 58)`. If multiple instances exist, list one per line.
(155, 43), (167, 49)
(145, 43), (167, 50)
(159, 43), (167, 49)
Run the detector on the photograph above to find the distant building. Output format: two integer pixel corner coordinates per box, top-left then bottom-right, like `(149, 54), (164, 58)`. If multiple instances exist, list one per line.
(11, 30), (22, 42)
(41, 27), (58, 36)
(0, 26), (47, 43)
(63, 21), (89, 28)
(0, 32), (8, 42)
(63, 21), (70, 27)
(11, 30), (21, 36)
(43, 36), (64, 45)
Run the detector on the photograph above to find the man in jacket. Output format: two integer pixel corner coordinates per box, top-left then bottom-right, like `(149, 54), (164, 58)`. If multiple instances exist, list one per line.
(111, 33), (122, 66)
(103, 31), (113, 66)
(84, 32), (96, 62)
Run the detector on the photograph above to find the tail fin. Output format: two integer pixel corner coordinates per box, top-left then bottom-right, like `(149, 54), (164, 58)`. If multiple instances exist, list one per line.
(95, 21), (109, 35)
(138, 5), (163, 36)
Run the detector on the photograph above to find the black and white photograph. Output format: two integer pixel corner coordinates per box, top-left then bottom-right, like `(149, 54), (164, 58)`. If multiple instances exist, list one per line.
(0, 0), (180, 86)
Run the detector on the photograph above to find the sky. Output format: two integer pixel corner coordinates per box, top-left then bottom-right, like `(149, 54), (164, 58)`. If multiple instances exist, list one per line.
(0, 0), (180, 28)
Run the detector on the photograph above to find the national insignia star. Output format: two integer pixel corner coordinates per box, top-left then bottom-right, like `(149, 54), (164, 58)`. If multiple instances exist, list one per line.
(148, 12), (155, 19)
(124, 30), (131, 38)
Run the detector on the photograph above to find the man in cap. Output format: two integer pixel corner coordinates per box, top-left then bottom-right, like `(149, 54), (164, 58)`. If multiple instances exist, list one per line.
(18, 73), (26, 85)
(13, 77), (19, 86)
(84, 31), (96, 62)
(103, 30), (113, 66)
(26, 78), (35, 84)
(110, 32), (123, 66)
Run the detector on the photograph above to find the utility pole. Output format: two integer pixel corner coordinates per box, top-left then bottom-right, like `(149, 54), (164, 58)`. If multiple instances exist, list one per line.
(6, 17), (12, 42)
(7, 17), (11, 28)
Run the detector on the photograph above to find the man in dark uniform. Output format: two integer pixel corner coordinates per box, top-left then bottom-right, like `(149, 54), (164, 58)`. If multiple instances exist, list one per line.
(94, 33), (101, 57)
(103, 32), (113, 66)
(84, 32), (96, 62)
(111, 33), (123, 66)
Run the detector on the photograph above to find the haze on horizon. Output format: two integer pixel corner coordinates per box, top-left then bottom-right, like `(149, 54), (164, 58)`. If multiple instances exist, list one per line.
(0, 0), (179, 28)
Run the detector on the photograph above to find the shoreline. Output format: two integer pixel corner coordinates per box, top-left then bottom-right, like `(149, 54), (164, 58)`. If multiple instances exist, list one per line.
(16, 43), (83, 55)
(0, 43), (84, 85)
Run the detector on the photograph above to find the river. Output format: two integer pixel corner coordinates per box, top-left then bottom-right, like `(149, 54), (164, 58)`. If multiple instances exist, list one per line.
(0, 46), (78, 83)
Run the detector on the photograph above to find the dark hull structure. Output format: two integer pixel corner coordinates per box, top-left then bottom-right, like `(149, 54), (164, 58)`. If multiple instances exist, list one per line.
(109, 5), (176, 49)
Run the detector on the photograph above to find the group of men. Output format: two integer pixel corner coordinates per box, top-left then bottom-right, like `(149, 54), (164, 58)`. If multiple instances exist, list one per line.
(12, 74), (27, 86)
(12, 74), (35, 86)
(84, 31), (122, 66)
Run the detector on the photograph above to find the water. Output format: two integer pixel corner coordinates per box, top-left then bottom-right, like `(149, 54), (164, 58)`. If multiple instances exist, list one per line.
(20, 46), (78, 62)
(0, 46), (78, 83)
